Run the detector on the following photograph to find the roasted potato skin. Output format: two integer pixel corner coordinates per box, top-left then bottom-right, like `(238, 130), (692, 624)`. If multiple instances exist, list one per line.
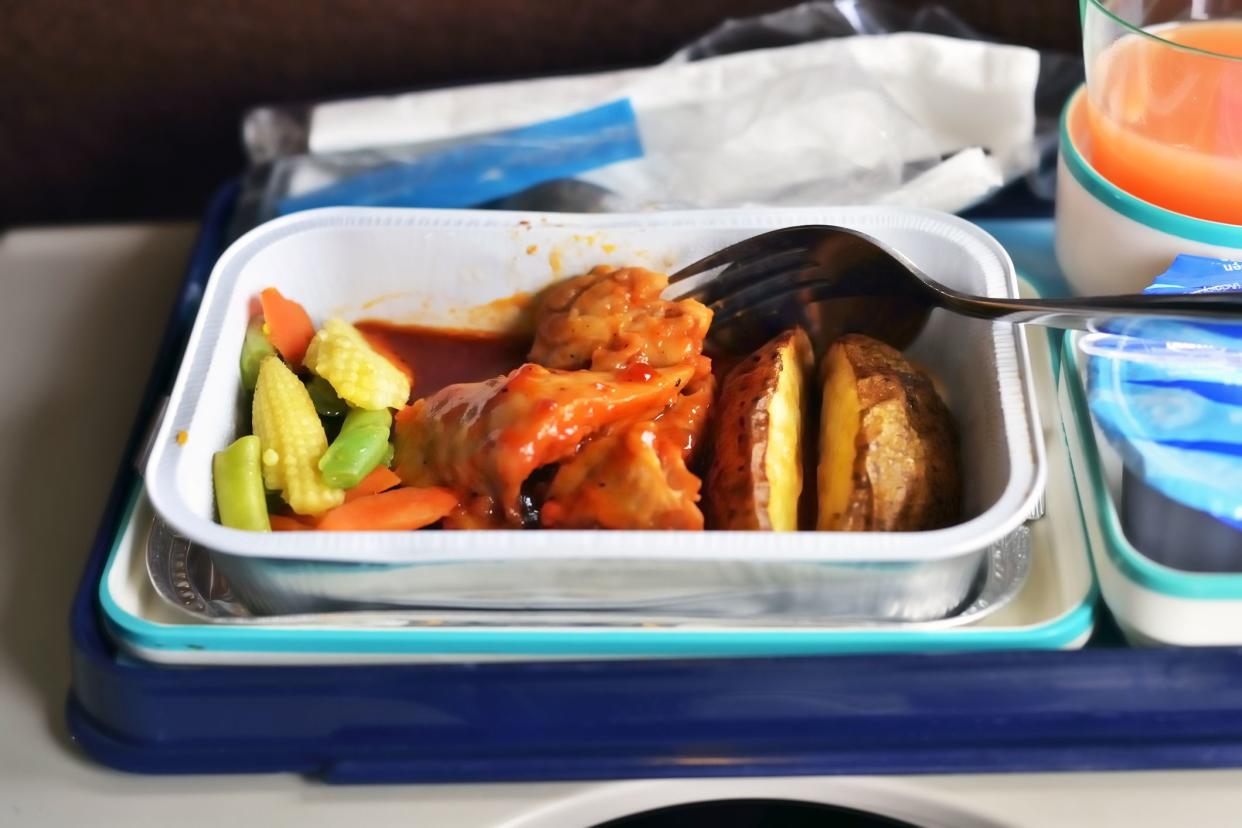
(705, 328), (813, 530)
(817, 334), (960, 532)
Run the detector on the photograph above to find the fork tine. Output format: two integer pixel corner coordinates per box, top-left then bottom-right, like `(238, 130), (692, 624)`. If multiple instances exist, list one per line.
(683, 224), (939, 354)
(711, 277), (841, 326)
(667, 225), (833, 284)
(710, 250), (917, 323)
(707, 274), (930, 355)
(705, 276), (862, 354)
(711, 273), (917, 330)
(705, 264), (828, 317)
(679, 248), (814, 305)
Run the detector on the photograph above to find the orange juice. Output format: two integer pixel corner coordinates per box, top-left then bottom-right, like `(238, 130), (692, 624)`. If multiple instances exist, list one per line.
(1082, 19), (1242, 224)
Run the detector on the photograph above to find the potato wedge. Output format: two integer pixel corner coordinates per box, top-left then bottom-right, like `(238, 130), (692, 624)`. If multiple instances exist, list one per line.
(706, 328), (813, 530)
(816, 334), (960, 531)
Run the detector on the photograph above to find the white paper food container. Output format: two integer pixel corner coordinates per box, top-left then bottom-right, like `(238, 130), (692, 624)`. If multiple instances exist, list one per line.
(144, 207), (1044, 619)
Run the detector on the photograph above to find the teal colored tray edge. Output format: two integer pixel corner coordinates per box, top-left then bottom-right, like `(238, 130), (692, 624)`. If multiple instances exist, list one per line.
(99, 482), (1093, 656)
(1060, 334), (1242, 599)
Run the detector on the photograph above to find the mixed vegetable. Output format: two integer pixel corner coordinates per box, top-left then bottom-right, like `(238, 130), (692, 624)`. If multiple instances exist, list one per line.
(211, 288), (457, 532)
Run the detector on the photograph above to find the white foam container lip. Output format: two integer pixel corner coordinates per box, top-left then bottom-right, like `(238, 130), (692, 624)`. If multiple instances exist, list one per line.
(143, 206), (1045, 619)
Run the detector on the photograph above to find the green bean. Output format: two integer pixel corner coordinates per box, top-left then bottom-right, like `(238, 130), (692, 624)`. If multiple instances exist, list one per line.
(240, 318), (277, 392)
(305, 375), (347, 419)
(213, 435), (271, 531)
(318, 408), (393, 488)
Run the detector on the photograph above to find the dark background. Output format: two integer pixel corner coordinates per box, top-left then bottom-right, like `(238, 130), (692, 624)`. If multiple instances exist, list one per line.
(2, 0), (1078, 226)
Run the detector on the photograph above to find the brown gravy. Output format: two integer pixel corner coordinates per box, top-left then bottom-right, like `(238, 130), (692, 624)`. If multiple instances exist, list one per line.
(355, 321), (529, 399)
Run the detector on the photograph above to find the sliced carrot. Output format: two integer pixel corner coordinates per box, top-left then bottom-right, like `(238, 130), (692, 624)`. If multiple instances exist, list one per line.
(394, 402), (418, 425)
(317, 486), (459, 531)
(259, 287), (316, 367)
(270, 514), (314, 531)
(359, 327), (416, 389)
(344, 465), (402, 502)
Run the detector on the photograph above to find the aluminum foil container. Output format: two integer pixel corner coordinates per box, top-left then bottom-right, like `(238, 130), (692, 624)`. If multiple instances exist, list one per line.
(144, 207), (1045, 620)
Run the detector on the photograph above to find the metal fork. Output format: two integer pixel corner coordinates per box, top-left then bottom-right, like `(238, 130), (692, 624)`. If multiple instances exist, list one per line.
(665, 225), (1242, 353)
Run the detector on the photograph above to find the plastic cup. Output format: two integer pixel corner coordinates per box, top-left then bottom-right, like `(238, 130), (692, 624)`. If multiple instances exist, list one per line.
(1080, 0), (1242, 224)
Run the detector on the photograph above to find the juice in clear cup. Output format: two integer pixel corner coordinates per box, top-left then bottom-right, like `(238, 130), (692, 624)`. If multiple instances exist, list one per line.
(1082, 15), (1242, 224)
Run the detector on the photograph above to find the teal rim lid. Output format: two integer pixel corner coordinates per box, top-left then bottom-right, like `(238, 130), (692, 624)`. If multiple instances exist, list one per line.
(1059, 86), (1242, 249)
(1061, 332), (1242, 600)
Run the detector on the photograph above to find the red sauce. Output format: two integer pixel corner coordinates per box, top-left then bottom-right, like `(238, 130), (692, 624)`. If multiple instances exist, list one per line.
(618, 362), (655, 383)
(356, 321), (530, 399)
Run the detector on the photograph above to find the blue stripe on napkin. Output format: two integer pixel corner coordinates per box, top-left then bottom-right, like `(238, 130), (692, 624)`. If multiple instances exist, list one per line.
(278, 98), (642, 214)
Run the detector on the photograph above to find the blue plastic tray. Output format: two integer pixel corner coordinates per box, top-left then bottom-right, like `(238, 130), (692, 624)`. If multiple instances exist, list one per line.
(67, 185), (1242, 780)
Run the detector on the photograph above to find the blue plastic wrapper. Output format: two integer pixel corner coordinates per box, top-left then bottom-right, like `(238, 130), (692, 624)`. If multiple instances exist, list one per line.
(1084, 255), (1242, 531)
(276, 100), (643, 214)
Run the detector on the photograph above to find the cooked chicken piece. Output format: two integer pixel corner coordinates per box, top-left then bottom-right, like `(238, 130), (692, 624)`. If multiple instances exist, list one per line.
(529, 265), (713, 371)
(538, 357), (714, 530)
(540, 421), (704, 530)
(526, 268), (716, 530)
(440, 494), (509, 530)
(393, 361), (695, 525)
(399, 266), (717, 531)
(652, 357), (715, 463)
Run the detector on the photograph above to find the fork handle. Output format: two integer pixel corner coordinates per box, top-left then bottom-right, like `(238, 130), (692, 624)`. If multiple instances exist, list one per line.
(939, 290), (1242, 330)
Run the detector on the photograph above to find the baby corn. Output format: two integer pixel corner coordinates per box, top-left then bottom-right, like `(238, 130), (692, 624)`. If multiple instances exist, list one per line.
(252, 355), (344, 515)
(305, 318), (411, 411)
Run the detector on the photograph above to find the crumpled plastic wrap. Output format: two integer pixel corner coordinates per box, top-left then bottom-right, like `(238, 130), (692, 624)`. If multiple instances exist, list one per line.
(241, 1), (1063, 220)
